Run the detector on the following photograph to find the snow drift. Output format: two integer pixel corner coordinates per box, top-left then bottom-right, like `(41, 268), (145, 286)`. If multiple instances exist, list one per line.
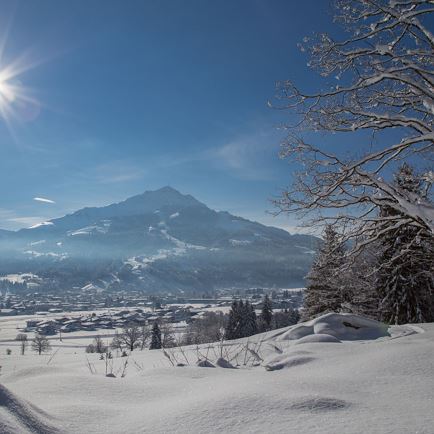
(276, 313), (390, 342)
(0, 384), (60, 434)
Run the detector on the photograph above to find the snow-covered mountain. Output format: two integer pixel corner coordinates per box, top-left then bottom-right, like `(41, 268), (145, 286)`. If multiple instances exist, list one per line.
(0, 187), (319, 293)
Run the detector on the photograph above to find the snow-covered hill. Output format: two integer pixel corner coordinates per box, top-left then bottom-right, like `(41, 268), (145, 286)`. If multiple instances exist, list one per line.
(0, 187), (319, 293)
(0, 313), (433, 433)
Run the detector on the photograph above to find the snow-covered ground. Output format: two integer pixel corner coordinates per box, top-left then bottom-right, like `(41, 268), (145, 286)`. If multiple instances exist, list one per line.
(1, 313), (433, 434)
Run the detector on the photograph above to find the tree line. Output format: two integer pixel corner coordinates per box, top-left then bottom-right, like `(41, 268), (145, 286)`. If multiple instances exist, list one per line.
(224, 295), (299, 340)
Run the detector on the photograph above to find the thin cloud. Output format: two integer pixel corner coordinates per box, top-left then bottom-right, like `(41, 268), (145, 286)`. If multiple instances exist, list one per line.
(34, 197), (55, 204)
(210, 131), (279, 180)
(7, 216), (49, 227)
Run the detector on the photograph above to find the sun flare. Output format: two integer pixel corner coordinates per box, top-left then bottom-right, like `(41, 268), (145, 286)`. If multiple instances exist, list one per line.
(0, 76), (16, 104)
(0, 62), (41, 128)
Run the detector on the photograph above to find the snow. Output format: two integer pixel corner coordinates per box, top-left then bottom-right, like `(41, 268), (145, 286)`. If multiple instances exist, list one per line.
(29, 221), (54, 229)
(277, 313), (390, 341)
(160, 229), (205, 251)
(0, 273), (41, 284)
(295, 245), (316, 255)
(67, 225), (109, 237)
(0, 384), (60, 434)
(81, 283), (104, 292)
(294, 333), (341, 345)
(0, 313), (433, 433)
(24, 251), (68, 260)
(29, 240), (46, 246)
(229, 239), (252, 246)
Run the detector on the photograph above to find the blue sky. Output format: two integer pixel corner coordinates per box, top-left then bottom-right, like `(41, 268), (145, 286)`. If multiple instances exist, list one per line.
(0, 0), (336, 231)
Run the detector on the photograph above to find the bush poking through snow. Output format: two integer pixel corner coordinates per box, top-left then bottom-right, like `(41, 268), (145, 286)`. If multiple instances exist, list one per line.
(196, 359), (215, 368)
(215, 357), (236, 369)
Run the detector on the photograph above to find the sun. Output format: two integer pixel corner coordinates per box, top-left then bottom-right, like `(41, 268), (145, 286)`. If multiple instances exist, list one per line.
(0, 76), (16, 105)
(0, 62), (41, 127)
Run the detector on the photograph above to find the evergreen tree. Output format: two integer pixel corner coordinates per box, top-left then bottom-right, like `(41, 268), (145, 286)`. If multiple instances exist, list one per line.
(375, 164), (434, 324)
(225, 299), (259, 339)
(272, 307), (300, 329)
(302, 225), (346, 320)
(234, 299), (245, 338)
(149, 322), (162, 350)
(225, 300), (240, 340)
(343, 244), (380, 319)
(259, 295), (273, 331)
(244, 301), (258, 336)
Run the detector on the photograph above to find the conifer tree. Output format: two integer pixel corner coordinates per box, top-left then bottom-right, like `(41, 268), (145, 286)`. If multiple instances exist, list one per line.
(225, 300), (240, 340)
(225, 299), (259, 339)
(302, 225), (346, 320)
(343, 244), (380, 320)
(272, 308), (300, 329)
(259, 295), (273, 331)
(244, 301), (258, 336)
(375, 164), (434, 324)
(234, 299), (245, 338)
(149, 322), (162, 350)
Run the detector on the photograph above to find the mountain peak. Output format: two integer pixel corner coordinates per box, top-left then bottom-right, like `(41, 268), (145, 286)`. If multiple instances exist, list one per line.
(51, 186), (205, 226)
(154, 186), (180, 194)
(131, 186), (203, 209)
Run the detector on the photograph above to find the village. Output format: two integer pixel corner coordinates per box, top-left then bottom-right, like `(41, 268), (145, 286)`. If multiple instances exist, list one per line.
(0, 285), (304, 340)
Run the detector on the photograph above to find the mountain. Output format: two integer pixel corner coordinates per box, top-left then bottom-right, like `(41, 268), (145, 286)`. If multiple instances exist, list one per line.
(0, 187), (319, 294)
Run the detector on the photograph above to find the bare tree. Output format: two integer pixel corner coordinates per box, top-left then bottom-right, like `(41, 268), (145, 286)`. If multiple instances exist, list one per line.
(114, 323), (141, 352)
(110, 331), (123, 351)
(183, 312), (228, 345)
(139, 325), (151, 350)
(31, 334), (51, 355)
(273, 0), (434, 250)
(15, 333), (28, 356)
(161, 323), (176, 348)
(86, 336), (108, 354)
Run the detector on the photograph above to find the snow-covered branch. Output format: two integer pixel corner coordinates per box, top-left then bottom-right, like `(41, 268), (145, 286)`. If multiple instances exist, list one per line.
(273, 0), (434, 248)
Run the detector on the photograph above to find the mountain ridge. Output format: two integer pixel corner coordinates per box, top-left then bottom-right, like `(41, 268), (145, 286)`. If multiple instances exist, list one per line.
(0, 187), (318, 293)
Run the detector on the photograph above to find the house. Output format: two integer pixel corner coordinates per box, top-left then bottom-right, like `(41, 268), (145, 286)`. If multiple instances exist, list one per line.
(60, 319), (81, 332)
(0, 308), (17, 316)
(26, 319), (39, 329)
(37, 322), (57, 335)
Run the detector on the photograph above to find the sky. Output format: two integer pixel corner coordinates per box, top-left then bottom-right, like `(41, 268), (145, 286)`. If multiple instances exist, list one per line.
(0, 0), (338, 232)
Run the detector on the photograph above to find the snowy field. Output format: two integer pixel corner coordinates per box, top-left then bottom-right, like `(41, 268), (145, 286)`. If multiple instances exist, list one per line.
(0, 313), (433, 434)
(0, 305), (232, 347)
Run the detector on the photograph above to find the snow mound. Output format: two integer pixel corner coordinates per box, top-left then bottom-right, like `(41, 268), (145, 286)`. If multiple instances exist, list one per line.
(294, 333), (341, 345)
(278, 313), (390, 342)
(290, 396), (351, 413)
(264, 355), (316, 371)
(0, 384), (60, 434)
(266, 343), (283, 354)
(278, 324), (313, 341)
